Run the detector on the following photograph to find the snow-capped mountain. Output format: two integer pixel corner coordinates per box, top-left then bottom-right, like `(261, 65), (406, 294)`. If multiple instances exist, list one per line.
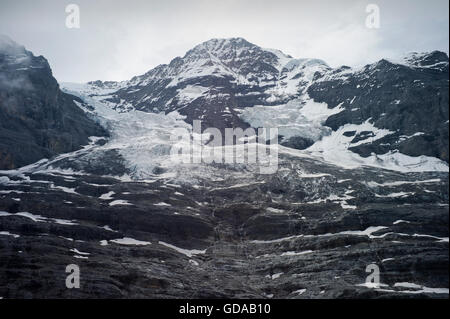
(78, 38), (329, 132)
(308, 51), (449, 163)
(1, 37), (449, 299)
(64, 38), (449, 173)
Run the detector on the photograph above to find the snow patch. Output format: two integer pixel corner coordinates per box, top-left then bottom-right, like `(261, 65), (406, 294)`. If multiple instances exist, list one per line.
(109, 200), (133, 206)
(99, 191), (115, 200)
(158, 241), (206, 257)
(238, 97), (343, 142)
(110, 237), (151, 246)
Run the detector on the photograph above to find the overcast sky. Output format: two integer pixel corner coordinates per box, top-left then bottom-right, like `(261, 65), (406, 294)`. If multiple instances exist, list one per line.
(0, 0), (448, 82)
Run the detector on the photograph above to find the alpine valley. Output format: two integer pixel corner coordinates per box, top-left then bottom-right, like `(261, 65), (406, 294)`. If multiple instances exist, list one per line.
(0, 36), (448, 298)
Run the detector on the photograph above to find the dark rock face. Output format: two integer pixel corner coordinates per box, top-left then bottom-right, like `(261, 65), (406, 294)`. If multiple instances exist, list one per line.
(308, 52), (449, 162)
(280, 136), (315, 150)
(0, 36), (107, 169)
(0, 157), (448, 298)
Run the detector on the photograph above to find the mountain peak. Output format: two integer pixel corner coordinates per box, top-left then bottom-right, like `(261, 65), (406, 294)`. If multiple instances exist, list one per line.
(185, 37), (258, 59)
(193, 37), (253, 50)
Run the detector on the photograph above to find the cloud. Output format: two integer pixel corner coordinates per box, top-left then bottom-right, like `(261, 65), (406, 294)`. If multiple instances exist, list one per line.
(0, 34), (34, 91)
(295, 24), (394, 68)
(0, 74), (34, 91)
(0, 0), (448, 82)
(0, 34), (26, 56)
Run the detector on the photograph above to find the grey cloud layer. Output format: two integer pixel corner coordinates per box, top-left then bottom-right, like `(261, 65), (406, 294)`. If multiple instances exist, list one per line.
(0, 0), (448, 82)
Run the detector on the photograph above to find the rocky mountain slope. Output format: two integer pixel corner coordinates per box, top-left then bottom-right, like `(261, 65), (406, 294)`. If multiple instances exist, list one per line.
(0, 37), (448, 299)
(0, 143), (448, 298)
(308, 51), (449, 162)
(80, 38), (331, 132)
(0, 35), (107, 170)
(80, 38), (449, 166)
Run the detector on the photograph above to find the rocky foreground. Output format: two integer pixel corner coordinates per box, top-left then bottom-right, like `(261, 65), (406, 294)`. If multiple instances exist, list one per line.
(0, 150), (448, 299)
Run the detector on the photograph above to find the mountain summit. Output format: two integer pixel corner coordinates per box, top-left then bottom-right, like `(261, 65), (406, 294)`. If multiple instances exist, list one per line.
(72, 38), (449, 164)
